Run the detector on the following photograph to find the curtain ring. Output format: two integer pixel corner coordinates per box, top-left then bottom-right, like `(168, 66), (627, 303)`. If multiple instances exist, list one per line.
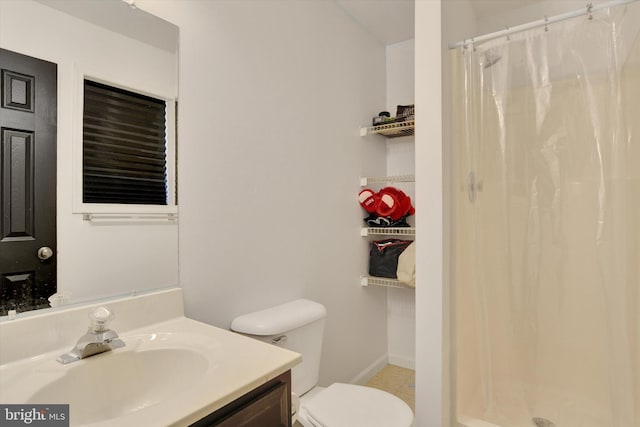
(505, 26), (510, 41)
(544, 16), (549, 32)
(587, 3), (593, 20)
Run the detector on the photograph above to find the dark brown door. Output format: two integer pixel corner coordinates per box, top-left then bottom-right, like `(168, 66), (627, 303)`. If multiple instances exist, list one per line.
(0, 48), (57, 315)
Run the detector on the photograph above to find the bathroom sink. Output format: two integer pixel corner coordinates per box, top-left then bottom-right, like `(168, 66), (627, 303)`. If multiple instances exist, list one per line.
(28, 346), (208, 425)
(0, 329), (221, 426)
(0, 313), (300, 427)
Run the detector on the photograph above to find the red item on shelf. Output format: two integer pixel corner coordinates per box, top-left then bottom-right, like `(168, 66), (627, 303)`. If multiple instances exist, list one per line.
(358, 189), (379, 213)
(377, 187), (415, 220)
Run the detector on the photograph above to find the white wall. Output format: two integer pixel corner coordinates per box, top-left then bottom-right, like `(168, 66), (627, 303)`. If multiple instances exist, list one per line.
(475, 0), (612, 36)
(385, 39), (416, 369)
(138, 0), (389, 387)
(0, 0), (179, 305)
(415, 0), (443, 426)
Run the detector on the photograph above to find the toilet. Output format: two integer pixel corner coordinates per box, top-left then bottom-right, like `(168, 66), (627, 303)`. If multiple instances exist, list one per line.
(230, 299), (414, 427)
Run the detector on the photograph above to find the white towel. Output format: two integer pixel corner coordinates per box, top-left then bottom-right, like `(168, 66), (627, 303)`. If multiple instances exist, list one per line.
(396, 241), (415, 287)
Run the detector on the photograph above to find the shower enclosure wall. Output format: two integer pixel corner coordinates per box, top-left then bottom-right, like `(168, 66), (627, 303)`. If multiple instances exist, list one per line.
(451, 2), (640, 426)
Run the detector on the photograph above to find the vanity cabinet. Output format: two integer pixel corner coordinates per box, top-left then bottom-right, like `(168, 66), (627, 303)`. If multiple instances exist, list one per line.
(191, 370), (292, 427)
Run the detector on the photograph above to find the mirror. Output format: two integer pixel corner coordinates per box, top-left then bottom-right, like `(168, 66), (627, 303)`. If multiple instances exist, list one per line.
(0, 0), (179, 317)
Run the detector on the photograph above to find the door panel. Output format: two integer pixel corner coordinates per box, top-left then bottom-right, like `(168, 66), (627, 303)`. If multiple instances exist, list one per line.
(2, 129), (35, 240)
(2, 69), (35, 112)
(0, 48), (57, 315)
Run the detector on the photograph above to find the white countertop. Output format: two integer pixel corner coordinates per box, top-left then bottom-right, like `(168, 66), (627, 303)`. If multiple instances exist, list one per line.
(0, 289), (301, 426)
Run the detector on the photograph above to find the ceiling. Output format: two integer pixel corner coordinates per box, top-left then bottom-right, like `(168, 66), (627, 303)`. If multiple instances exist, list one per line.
(335, 0), (546, 46)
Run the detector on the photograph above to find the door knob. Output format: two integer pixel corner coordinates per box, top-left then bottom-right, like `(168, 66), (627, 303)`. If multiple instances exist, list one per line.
(38, 246), (54, 260)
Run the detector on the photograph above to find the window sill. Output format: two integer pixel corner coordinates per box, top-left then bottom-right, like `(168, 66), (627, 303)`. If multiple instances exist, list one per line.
(74, 203), (177, 216)
(82, 212), (177, 223)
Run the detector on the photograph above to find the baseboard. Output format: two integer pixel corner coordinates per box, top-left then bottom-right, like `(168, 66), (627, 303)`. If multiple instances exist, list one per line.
(349, 353), (389, 385)
(388, 354), (415, 370)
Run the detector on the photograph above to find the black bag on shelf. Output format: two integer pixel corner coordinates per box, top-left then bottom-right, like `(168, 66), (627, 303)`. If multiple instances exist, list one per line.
(368, 239), (413, 279)
(363, 214), (410, 228)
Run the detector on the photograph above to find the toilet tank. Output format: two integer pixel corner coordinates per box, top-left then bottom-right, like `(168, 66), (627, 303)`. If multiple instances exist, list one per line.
(230, 299), (327, 396)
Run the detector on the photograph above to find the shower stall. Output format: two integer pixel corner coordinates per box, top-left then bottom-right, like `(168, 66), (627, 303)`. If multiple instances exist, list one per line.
(450, 1), (639, 426)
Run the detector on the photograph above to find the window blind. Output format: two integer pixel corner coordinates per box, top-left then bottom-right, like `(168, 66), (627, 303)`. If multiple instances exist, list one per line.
(83, 80), (167, 205)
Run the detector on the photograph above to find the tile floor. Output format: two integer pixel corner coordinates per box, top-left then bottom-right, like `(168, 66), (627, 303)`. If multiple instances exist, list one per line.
(365, 364), (416, 412)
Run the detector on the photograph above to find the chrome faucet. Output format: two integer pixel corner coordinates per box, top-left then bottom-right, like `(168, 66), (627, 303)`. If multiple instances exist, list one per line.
(57, 306), (125, 364)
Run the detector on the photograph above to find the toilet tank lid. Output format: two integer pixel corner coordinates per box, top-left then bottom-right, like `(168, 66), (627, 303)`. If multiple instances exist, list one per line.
(231, 299), (327, 336)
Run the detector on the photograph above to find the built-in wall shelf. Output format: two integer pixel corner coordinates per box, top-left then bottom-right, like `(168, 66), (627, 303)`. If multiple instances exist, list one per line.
(360, 276), (415, 289)
(360, 120), (415, 138)
(360, 227), (416, 237)
(359, 113), (415, 291)
(359, 174), (415, 186)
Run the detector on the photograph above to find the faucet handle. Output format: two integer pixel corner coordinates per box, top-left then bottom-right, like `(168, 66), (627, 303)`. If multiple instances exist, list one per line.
(89, 306), (114, 332)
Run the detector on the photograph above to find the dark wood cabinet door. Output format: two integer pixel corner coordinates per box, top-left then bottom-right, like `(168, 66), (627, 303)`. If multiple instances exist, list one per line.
(192, 370), (292, 427)
(0, 48), (57, 315)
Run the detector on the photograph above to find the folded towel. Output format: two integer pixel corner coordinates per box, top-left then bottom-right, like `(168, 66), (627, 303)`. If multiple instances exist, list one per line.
(396, 241), (415, 287)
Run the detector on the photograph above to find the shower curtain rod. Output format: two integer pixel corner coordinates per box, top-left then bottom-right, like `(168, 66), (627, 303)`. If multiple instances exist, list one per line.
(448, 0), (639, 49)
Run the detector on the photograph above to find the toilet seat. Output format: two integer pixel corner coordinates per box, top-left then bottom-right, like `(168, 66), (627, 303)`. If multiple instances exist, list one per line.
(299, 383), (413, 427)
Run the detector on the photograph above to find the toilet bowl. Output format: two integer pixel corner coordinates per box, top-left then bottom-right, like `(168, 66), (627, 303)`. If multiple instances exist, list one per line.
(230, 299), (414, 427)
(296, 383), (413, 427)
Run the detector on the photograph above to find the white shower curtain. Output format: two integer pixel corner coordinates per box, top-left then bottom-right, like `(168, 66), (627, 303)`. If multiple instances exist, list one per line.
(452, 2), (639, 427)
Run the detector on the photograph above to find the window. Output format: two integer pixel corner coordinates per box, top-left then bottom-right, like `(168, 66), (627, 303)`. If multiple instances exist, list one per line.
(82, 79), (169, 205)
